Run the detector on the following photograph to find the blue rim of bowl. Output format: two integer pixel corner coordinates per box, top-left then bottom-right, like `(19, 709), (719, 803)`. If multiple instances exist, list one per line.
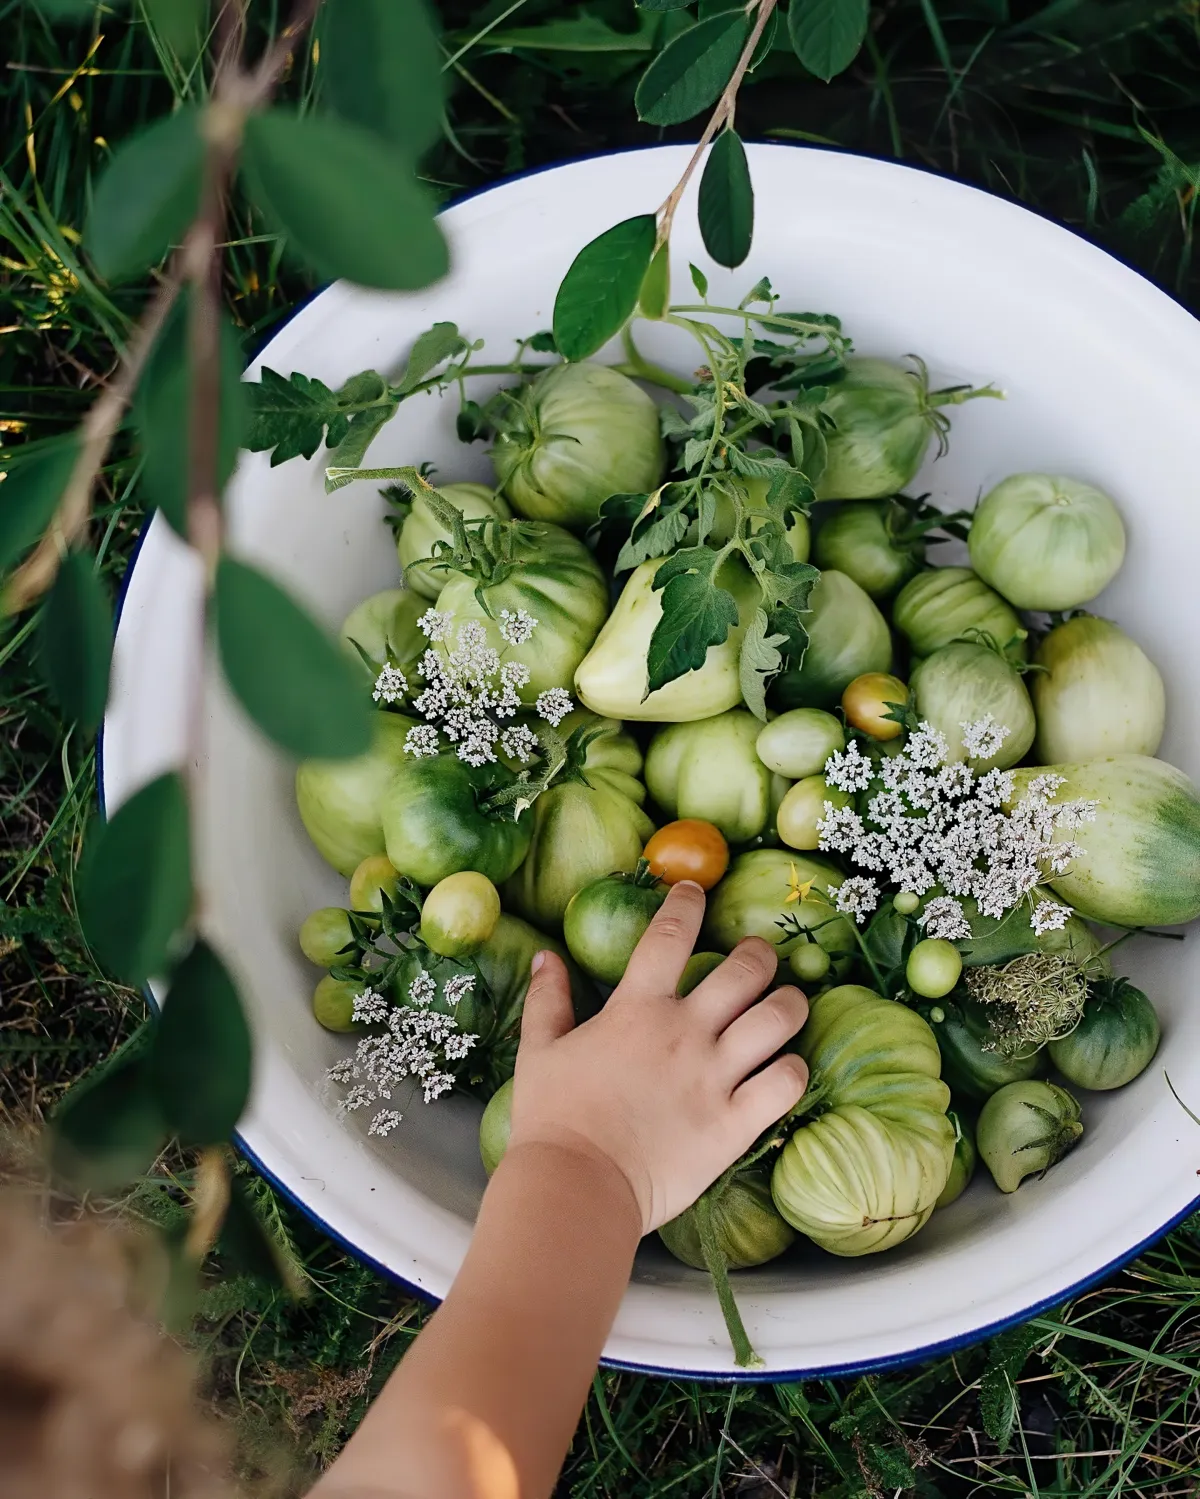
(97, 139), (1200, 1383)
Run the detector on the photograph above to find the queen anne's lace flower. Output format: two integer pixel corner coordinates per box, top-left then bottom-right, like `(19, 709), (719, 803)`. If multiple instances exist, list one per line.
(823, 740), (874, 793)
(372, 663), (408, 704)
(498, 608), (537, 646)
(960, 714), (1010, 761)
(835, 876), (879, 924)
(1031, 899), (1073, 936)
(500, 724), (539, 763)
(369, 1110), (402, 1138)
(408, 971), (436, 1007)
(442, 972), (476, 1008)
(416, 608), (452, 641)
(919, 896), (974, 941)
(403, 724), (440, 758)
(535, 688), (573, 728)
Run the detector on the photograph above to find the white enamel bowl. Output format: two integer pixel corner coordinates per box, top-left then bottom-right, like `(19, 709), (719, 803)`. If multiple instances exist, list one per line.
(103, 144), (1200, 1378)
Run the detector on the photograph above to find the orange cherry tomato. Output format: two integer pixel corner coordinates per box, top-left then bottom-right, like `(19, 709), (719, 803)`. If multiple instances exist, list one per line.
(842, 672), (909, 740)
(643, 819), (730, 891)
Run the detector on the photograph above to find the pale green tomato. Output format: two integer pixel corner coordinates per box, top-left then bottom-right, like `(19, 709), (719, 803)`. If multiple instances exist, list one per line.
(312, 975), (361, 1033)
(931, 998), (1047, 1102)
(479, 1078), (513, 1175)
(770, 570), (892, 710)
(1006, 755), (1200, 928)
(1032, 615), (1165, 764)
(977, 1079), (1083, 1193)
(575, 555), (760, 722)
(776, 775), (851, 851)
(816, 359), (941, 499)
(771, 985), (955, 1254)
(910, 642), (1035, 770)
(298, 907), (355, 967)
(645, 709), (772, 843)
(659, 1169), (795, 1271)
(788, 942), (831, 982)
(419, 871), (501, 957)
(695, 476), (811, 563)
(340, 589), (427, 681)
(755, 708), (845, 779)
(295, 711), (415, 877)
(906, 938), (962, 999)
(491, 362), (665, 531)
(704, 848), (855, 969)
(892, 566), (1028, 662)
(814, 500), (921, 598)
(936, 1110), (977, 1208)
(969, 473), (1126, 611)
(396, 481), (511, 600)
(893, 890), (921, 916)
(1048, 979), (1161, 1091)
(556, 709), (645, 787)
(349, 853), (400, 914)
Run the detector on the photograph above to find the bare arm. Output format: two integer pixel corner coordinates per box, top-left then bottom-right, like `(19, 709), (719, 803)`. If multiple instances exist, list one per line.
(314, 882), (809, 1499)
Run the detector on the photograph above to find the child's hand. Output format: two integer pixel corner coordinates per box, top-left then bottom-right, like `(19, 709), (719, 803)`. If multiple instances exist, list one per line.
(507, 882), (810, 1233)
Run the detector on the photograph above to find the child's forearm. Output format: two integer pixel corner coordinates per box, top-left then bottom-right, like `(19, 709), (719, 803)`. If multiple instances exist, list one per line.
(315, 1138), (642, 1499)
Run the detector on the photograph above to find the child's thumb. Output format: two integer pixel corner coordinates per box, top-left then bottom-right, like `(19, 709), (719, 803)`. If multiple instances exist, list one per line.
(519, 950), (576, 1051)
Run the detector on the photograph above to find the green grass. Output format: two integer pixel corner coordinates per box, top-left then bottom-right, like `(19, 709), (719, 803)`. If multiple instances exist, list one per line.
(4, 0), (1200, 1492)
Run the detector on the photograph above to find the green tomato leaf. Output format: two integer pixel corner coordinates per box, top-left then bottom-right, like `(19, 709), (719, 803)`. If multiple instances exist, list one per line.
(699, 128), (754, 268)
(244, 367), (395, 466)
(635, 9), (750, 125)
(552, 214), (657, 362)
(739, 607), (787, 721)
(78, 772), (192, 986)
(788, 0), (870, 81)
(141, 0), (207, 59)
(151, 939), (252, 1146)
(319, 0), (444, 158)
(37, 549), (113, 732)
(397, 322), (469, 394)
(241, 109), (449, 291)
(646, 551), (739, 696)
(85, 105), (205, 282)
(689, 261), (709, 298)
(0, 433), (80, 575)
(616, 495), (692, 573)
(52, 1054), (168, 1192)
(134, 294), (248, 536)
(638, 241), (672, 321)
(214, 556), (374, 758)
(323, 374), (401, 480)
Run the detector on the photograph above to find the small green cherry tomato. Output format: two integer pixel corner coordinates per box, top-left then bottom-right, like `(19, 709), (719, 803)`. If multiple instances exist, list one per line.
(776, 775), (852, 851)
(678, 951), (725, 996)
(755, 708), (845, 780)
(298, 907), (355, 967)
(936, 1110), (977, 1208)
(977, 1079), (1083, 1193)
(479, 1078), (514, 1175)
(1048, 979), (1161, 1091)
(563, 866), (667, 987)
(788, 943), (831, 983)
(906, 938), (963, 999)
(893, 891), (921, 916)
(312, 975), (362, 1033)
(419, 871), (501, 958)
(349, 853), (400, 914)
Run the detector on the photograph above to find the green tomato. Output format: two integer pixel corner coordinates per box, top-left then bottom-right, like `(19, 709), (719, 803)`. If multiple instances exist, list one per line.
(704, 848), (855, 970)
(659, 1168), (796, 1271)
(892, 566), (1028, 662)
(1048, 979), (1161, 1091)
(788, 942), (831, 982)
(693, 477), (811, 563)
(340, 589), (427, 682)
(977, 1079), (1083, 1193)
(563, 866), (667, 987)
(771, 985), (955, 1254)
(969, 473), (1126, 611)
(944, 887), (1108, 975)
(906, 938), (962, 999)
(557, 708), (645, 788)
(936, 1109), (977, 1208)
(645, 709), (772, 844)
(575, 554), (760, 722)
(814, 500), (922, 599)
(435, 520), (609, 698)
(504, 771), (654, 932)
(380, 754), (533, 888)
(1005, 755), (1200, 928)
(910, 642), (1035, 770)
(893, 890), (921, 916)
(755, 708), (845, 779)
(776, 775), (852, 852)
(678, 951), (726, 995)
(397, 482), (511, 600)
(420, 871), (501, 957)
(349, 853), (400, 914)
(312, 975), (361, 1033)
(295, 711), (415, 876)
(479, 1078), (513, 1175)
(770, 570), (893, 711)
(491, 362), (665, 531)
(1032, 615), (1165, 764)
(299, 907), (355, 967)
(930, 998), (1047, 1102)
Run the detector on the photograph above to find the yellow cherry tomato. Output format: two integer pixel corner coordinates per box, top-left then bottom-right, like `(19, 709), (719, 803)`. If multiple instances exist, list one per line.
(349, 853), (400, 914)
(419, 871), (501, 958)
(842, 672), (910, 740)
(776, 776), (853, 851)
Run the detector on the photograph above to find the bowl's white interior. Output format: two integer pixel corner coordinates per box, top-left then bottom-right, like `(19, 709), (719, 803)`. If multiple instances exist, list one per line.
(103, 144), (1200, 1377)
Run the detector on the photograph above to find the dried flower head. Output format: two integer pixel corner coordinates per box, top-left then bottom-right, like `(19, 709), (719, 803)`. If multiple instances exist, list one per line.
(964, 952), (1090, 1058)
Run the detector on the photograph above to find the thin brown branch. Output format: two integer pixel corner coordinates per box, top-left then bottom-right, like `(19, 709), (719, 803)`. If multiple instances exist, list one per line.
(246, 0), (326, 105)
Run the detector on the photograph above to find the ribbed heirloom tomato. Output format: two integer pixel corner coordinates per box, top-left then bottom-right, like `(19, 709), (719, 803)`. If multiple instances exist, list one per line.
(642, 819), (729, 891)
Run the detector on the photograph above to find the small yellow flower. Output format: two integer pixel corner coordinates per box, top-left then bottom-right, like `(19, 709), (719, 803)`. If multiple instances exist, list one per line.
(785, 862), (814, 904)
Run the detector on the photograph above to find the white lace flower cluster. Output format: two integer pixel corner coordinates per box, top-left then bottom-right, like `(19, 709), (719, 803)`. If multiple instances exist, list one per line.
(372, 607), (573, 769)
(818, 718), (1096, 936)
(328, 970), (480, 1135)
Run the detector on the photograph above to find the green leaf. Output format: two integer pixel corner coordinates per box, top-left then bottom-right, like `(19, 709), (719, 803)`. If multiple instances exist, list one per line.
(37, 549), (113, 732)
(616, 496), (691, 573)
(218, 1179), (301, 1291)
(320, 0), (443, 159)
(151, 939), (252, 1145)
(788, 0), (870, 81)
(141, 0), (207, 59)
(52, 1056), (168, 1192)
(134, 294), (248, 536)
(637, 0), (693, 9)
(689, 262), (709, 298)
(245, 367), (396, 466)
(646, 551), (739, 695)
(638, 241), (672, 320)
(699, 129), (754, 268)
(241, 109), (449, 291)
(86, 106), (205, 282)
(325, 402), (399, 478)
(78, 772), (192, 985)
(0, 433), (80, 575)
(397, 322), (468, 393)
(553, 215), (657, 362)
(635, 10), (750, 126)
(214, 556), (374, 758)
(739, 607), (787, 721)
(981, 1323), (1041, 1453)
(479, 11), (660, 51)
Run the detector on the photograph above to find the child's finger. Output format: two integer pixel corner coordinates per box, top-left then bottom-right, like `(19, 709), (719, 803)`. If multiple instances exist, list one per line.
(618, 882), (706, 997)
(518, 950), (576, 1052)
(716, 986), (809, 1087)
(686, 937), (776, 1032)
(729, 1052), (810, 1140)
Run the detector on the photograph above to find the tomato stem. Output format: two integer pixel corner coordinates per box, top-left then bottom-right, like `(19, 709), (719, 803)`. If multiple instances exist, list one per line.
(694, 1189), (764, 1370)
